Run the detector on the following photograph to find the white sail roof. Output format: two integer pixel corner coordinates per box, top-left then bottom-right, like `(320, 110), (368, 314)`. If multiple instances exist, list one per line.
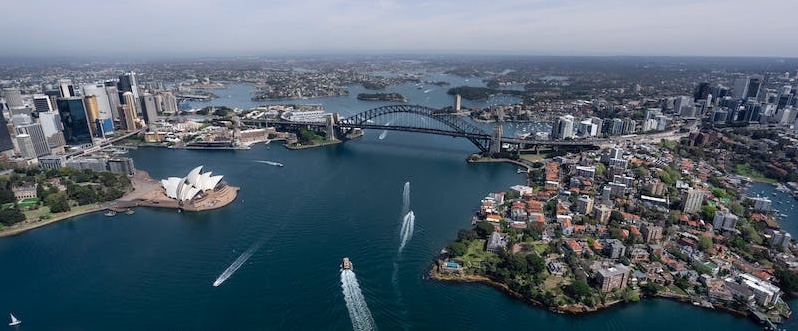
(161, 165), (224, 202)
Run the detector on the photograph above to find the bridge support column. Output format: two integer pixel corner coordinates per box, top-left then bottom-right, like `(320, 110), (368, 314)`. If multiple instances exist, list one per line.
(489, 125), (503, 155)
(325, 113), (337, 141)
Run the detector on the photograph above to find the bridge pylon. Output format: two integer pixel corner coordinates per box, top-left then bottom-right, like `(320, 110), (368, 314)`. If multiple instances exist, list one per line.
(489, 125), (503, 155)
(325, 113), (339, 141)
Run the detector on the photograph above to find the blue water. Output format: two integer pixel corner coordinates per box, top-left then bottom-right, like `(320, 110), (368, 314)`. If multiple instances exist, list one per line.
(0, 77), (781, 330)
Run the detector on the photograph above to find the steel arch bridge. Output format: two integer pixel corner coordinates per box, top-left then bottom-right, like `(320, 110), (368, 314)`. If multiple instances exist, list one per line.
(338, 104), (493, 152)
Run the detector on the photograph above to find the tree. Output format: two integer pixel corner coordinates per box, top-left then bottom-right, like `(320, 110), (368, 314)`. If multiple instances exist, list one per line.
(776, 268), (798, 295)
(475, 221), (495, 238)
(45, 192), (70, 213)
(457, 229), (479, 241)
(0, 189), (14, 204)
(700, 205), (717, 220)
(699, 236), (713, 251)
(448, 241), (468, 257)
(0, 206), (25, 226)
(567, 280), (593, 300)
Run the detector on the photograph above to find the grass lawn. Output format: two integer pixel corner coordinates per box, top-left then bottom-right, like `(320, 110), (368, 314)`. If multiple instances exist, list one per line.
(23, 206), (52, 220)
(544, 275), (565, 290)
(22, 203), (100, 221)
(458, 239), (500, 270)
(667, 285), (688, 296)
(520, 154), (546, 162)
(533, 242), (548, 255)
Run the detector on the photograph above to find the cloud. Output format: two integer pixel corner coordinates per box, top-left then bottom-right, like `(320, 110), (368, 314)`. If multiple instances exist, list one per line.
(1, 0), (797, 57)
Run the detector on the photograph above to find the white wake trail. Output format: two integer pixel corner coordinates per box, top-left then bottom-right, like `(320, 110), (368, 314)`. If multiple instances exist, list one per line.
(398, 211), (415, 253)
(401, 182), (410, 216)
(378, 120), (393, 140)
(213, 241), (261, 287)
(341, 269), (376, 331)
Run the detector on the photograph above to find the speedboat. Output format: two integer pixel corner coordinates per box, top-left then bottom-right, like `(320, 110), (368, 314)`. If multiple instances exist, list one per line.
(9, 313), (21, 326)
(342, 257), (352, 270)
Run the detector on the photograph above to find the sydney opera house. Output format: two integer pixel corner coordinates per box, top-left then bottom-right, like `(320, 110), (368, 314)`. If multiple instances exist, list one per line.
(160, 166), (230, 206)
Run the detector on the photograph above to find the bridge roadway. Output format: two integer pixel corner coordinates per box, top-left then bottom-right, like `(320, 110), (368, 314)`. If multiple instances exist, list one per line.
(241, 118), (604, 148)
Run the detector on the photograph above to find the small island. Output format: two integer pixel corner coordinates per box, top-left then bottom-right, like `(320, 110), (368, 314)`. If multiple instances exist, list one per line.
(356, 93), (407, 102)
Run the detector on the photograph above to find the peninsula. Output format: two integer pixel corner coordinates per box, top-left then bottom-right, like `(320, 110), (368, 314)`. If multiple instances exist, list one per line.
(433, 136), (797, 326)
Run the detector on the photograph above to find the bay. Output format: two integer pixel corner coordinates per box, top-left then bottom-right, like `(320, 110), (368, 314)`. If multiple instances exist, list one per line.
(0, 76), (777, 330)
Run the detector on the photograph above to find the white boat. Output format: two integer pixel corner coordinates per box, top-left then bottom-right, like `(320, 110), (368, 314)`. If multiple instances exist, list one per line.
(264, 161), (284, 167)
(8, 313), (21, 326)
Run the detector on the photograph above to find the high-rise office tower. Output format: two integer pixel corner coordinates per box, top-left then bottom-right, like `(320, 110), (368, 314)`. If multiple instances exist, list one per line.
(693, 82), (711, 102)
(158, 91), (178, 114)
(83, 95), (102, 137)
(733, 76), (763, 100)
(118, 104), (137, 131)
(58, 79), (76, 98)
(118, 72), (140, 99)
(82, 84), (115, 136)
(33, 94), (54, 112)
(0, 114), (13, 153)
(104, 84), (121, 120)
(38, 111), (64, 138)
(140, 93), (158, 125)
(10, 114), (32, 127)
(3, 88), (25, 109)
(15, 123), (49, 157)
(121, 91), (137, 110)
(118, 72), (142, 115)
(16, 134), (37, 159)
(56, 97), (93, 146)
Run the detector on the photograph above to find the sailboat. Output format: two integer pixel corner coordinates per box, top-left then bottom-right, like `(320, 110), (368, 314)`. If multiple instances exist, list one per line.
(8, 313), (21, 326)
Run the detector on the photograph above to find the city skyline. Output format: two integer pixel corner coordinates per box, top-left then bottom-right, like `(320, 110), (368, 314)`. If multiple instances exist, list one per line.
(3, 0), (798, 58)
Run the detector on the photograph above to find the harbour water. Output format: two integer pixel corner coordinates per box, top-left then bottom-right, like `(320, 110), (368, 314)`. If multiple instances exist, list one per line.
(0, 75), (786, 330)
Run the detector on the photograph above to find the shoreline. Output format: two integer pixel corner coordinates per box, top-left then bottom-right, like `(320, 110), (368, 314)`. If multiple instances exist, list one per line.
(428, 264), (755, 319)
(0, 203), (104, 238)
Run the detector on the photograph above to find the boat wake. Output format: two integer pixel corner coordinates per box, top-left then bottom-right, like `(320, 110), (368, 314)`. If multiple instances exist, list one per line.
(378, 120), (393, 140)
(398, 211), (415, 253)
(401, 181), (410, 216)
(398, 181), (414, 253)
(213, 241), (261, 287)
(255, 160), (284, 167)
(341, 268), (376, 331)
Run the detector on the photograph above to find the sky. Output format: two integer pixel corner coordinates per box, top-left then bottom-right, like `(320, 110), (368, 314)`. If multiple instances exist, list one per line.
(2, 0), (798, 58)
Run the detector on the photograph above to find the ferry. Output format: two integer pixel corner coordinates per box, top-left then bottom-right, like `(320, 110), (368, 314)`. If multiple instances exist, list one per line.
(342, 257), (352, 270)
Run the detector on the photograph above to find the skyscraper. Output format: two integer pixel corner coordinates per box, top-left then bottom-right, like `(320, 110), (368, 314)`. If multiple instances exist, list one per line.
(82, 84), (115, 135)
(56, 97), (93, 146)
(693, 82), (711, 102)
(733, 76), (763, 101)
(118, 104), (137, 131)
(3, 88), (24, 109)
(158, 91), (178, 114)
(16, 134), (36, 159)
(11, 114), (32, 127)
(83, 95), (102, 137)
(33, 94), (54, 112)
(58, 79), (76, 98)
(15, 123), (49, 157)
(38, 111), (65, 147)
(118, 72), (140, 99)
(551, 115), (574, 140)
(140, 93), (158, 125)
(104, 84), (121, 120)
(0, 114), (13, 153)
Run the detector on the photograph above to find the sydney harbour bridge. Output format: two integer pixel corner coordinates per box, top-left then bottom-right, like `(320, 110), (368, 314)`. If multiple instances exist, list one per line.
(240, 104), (603, 154)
